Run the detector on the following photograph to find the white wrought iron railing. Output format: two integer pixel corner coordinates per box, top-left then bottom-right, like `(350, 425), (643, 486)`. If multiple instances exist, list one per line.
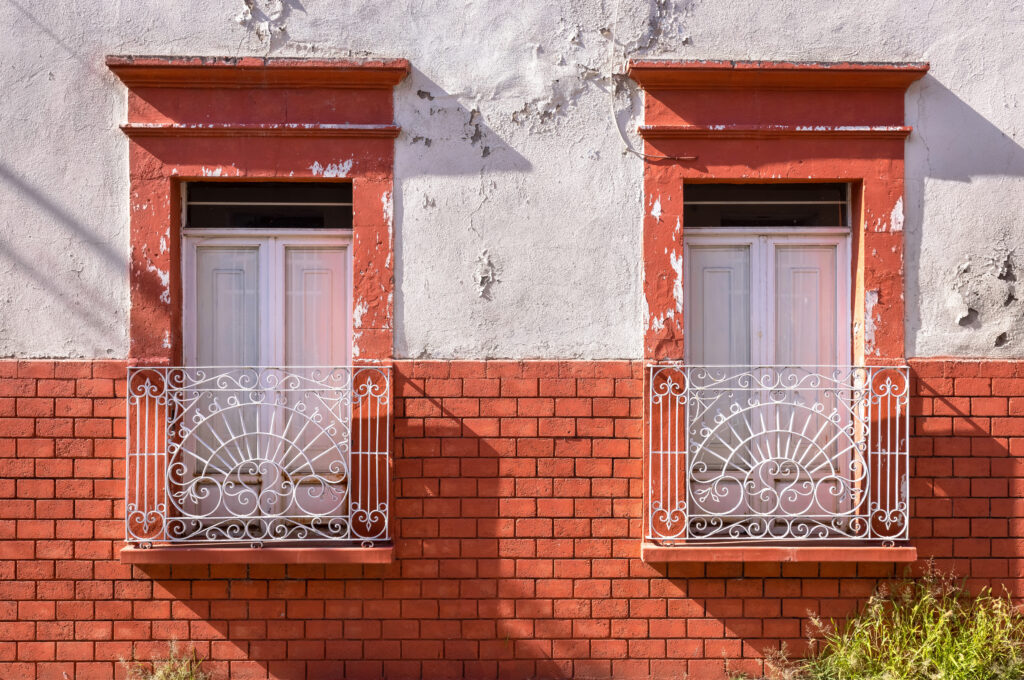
(125, 366), (390, 547)
(646, 365), (910, 544)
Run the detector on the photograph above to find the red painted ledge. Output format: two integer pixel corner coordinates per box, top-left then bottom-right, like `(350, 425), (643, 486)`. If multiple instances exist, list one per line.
(106, 55), (410, 89)
(120, 544), (394, 565)
(120, 123), (402, 139)
(641, 542), (918, 563)
(637, 124), (913, 140)
(627, 59), (929, 90)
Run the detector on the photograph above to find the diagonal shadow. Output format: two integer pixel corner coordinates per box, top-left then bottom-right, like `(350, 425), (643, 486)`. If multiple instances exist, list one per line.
(904, 74), (1024, 354)
(2, 0), (107, 77)
(0, 161), (125, 339)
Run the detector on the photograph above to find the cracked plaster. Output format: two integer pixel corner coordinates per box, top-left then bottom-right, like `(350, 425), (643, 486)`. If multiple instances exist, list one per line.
(0, 1), (1022, 359)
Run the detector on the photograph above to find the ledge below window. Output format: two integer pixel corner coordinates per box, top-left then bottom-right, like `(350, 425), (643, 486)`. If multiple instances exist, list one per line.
(641, 542), (917, 563)
(120, 544), (394, 565)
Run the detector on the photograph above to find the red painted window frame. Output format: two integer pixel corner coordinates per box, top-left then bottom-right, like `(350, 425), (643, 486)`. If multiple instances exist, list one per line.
(630, 60), (928, 562)
(630, 60), (928, 364)
(108, 56), (408, 564)
(108, 56), (408, 366)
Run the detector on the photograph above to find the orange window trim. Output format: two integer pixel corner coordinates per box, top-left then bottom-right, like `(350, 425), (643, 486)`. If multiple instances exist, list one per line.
(108, 55), (409, 365)
(629, 59), (928, 363)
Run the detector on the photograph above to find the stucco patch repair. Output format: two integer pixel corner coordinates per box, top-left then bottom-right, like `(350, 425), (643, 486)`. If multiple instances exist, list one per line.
(309, 160), (353, 178)
(951, 250), (1021, 348)
(473, 250), (499, 299)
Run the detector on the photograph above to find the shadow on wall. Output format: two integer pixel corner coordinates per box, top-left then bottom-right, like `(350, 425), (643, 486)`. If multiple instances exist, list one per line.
(0, 161), (124, 339)
(904, 74), (1024, 355)
(392, 66), (533, 357)
(395, 67), (533, 178)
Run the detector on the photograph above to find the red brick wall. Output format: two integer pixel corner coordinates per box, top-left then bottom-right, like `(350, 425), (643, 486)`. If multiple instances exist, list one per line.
(2, 358), (1023, 679)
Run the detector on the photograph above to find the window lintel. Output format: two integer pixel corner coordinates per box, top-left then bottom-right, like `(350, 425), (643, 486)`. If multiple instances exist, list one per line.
(627, 59), (929, 91)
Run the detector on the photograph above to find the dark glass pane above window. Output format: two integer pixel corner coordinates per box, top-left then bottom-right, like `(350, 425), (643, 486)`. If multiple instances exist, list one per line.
(186, 182), (352, 229)
(683, 183), (849, 227)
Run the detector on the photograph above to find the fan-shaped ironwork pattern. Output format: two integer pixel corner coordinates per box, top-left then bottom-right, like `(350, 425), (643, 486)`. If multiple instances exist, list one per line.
(126, 366), (390, 547)
(647, 365), (909, 544)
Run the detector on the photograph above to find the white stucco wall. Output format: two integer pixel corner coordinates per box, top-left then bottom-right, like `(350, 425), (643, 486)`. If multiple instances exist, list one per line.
(0, 0), (1021, 359)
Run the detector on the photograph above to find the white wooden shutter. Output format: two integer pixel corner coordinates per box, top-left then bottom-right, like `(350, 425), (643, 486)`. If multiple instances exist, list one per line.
(685, 243), (755, 520)
(772, 244), (844, 519)
(194, 246), (262, 366)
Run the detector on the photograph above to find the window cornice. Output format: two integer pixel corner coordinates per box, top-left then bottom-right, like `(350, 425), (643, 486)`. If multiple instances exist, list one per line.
(106, 55), (410, 89)
(627, 59), (928, 91)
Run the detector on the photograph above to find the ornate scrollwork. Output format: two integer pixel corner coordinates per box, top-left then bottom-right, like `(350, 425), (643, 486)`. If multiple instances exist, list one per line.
(647, 365), (910, 543)
(126, 366), (391, 546)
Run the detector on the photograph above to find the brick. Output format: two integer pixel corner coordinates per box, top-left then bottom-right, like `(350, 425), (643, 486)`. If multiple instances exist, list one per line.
(954, 378), (991, 396)
(577, 379), (615, 397)
(16, 398), (53, 417)
(539, 379), (575, 397)
(538, 417), (575, 437)
(462, 378), (500, 397)
(516, 398), (553, 417)
(500, 379), (537, 397)
(0, 418), (34, 437)
(72, 379), (112, 398)
(0, 379), (35, 397)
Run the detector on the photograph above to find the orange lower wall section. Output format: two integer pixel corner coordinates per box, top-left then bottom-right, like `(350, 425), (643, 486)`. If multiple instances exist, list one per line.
(2, 358), (1024, 679)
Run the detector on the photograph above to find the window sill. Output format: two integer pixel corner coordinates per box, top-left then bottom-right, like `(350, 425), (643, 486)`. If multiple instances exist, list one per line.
(641, 541), (917, 563)
(120, 544), (394, 565)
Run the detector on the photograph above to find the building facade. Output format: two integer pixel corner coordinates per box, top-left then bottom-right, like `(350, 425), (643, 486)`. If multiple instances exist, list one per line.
(2, 2), (1024, 678)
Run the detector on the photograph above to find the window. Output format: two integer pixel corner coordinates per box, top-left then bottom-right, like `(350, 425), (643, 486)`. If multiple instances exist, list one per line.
(126, 182), (389, 546)
(683, 183), (851, 368)
(647, 183), (908, 546)
(113, 56), (405, 561)
(182, 182), (353, 368)
(681, 184), (853, 539)
(631, 61), (924, 559)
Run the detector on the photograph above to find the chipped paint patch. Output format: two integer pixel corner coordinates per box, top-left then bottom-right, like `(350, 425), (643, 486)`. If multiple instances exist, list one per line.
(201, 166), (224, 177)
(145, 260), (171, 305)
(381, 191), (393, 228)
(649, 309), (674, 333)
(473, 249), (498, 299)
(889, 197), (904, 232)
(309, 159), (353, 178)
(669, 250), (683, 314)
(651, 196), (662, 221)
(353, 298), (369, 328)
(864, 289), (879, 356)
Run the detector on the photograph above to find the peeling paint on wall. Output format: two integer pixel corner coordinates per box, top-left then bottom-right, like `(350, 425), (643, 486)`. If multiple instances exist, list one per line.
(651, 196), (662, 221)
(308, 160), (353, 178)
(669, 250), (683, 315)
(473, 249), (499, 299)
(3, 1), (1024, 360)
(950, 250), (1022, 349)
(864, 289), (880, 357)
(234, 0), (293, 45)
(889, 196), (904, 232)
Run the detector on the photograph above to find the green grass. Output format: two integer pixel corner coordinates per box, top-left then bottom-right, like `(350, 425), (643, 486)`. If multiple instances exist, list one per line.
(769, 563), (1024, 680)
(122, 642), (211, 680)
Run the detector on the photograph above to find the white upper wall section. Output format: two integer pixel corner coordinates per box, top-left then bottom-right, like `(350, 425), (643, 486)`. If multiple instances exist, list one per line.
(0, 1), (1021, 359)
